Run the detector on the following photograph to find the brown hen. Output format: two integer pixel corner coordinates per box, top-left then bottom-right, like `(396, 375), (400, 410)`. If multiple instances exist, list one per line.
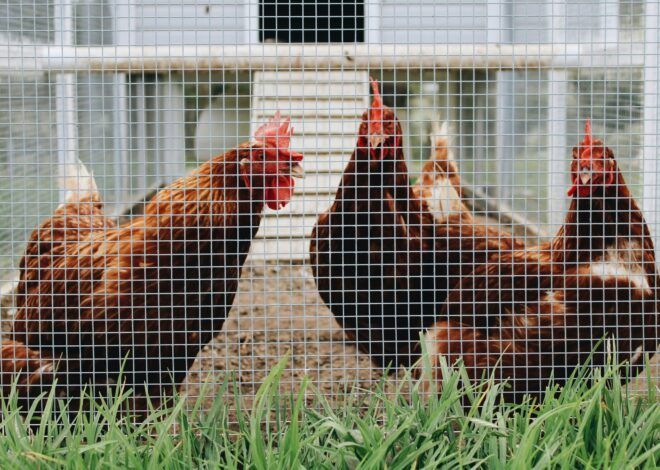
(310, 80), (522, 369)
(422, 121), (659, 402)
(2, 113), (304, 414)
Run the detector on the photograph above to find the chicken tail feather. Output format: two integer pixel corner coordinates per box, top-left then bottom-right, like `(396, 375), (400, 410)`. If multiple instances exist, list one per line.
(58, 157), (99, 206)
(428, 120), (460, 186)
(414, 120), (472, 220)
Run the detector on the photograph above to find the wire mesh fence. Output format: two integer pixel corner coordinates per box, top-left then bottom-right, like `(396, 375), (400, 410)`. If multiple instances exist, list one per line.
(0, 0), (657, 416)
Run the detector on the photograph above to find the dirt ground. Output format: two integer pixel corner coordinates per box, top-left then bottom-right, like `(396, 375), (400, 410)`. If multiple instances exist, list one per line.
(181, 261), (394, 411)
(181, 260), (659, 411)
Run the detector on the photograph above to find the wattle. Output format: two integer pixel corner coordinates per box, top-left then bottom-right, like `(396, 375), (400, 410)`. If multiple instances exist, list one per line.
(265, 175), (294, 210)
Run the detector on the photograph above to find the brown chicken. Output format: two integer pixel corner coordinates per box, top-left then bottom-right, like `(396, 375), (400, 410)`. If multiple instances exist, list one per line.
(310, 80), (522, 369)
(421, 121), (659, 402)
(2, 113), (304, 413)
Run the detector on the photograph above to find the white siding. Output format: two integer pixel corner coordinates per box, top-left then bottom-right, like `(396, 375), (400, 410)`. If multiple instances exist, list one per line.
(134, 0), (248, 45)
(512, 1), (548, 44)
(378, 1), (488, 44)
(565, 0), (607, 42)
(126, 0), (617, 47)
(1, 0), (54, 44)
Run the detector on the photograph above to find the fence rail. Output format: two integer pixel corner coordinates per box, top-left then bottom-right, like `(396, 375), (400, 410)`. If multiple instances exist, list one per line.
(0, 43), (646, 73)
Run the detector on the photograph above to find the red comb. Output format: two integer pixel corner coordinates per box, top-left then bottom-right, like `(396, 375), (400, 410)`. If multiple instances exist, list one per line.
(370, 77), (383, 109)
(579, 118), (603, 160)
(254, 111), (293, 149)
(369, 77), (383, 127)
(581, 119), (593, 148)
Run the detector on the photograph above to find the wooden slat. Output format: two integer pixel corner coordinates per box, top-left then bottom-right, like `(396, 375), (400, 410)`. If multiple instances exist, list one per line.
(250, 175), (340, 199)
(297, 155), (350, 174)
(256, 70), (368, 82)
(262, 193), (336, 217)
(289, 172), (343, 196)
(254, 99), (364, 118)
(289, 135), (357, 153)
(255, 215), (318, 239)
(253, 81), (366, 100)
(251, 117), (361, 136)
(248, 239), (309, 261)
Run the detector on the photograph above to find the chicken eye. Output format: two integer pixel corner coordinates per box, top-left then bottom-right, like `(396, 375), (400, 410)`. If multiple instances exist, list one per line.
(251, 148), (268, 162)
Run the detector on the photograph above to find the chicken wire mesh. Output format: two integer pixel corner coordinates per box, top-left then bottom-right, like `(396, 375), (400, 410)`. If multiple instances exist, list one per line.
(0, 0), (657, 415)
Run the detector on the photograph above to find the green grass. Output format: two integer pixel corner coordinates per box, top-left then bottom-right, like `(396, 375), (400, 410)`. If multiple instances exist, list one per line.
(0, 355), (657, 469)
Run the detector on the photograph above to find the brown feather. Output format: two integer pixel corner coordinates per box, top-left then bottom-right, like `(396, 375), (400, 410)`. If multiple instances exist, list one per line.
(0, 340), (58, 411)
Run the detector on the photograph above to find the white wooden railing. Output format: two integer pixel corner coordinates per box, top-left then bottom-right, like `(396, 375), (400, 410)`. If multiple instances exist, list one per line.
(0, 43), (647, 73)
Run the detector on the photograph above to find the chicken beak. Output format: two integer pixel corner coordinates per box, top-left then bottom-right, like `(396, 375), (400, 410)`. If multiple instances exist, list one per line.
(289, 162), (304, 179)
(239, 158), (252, 190)
(369, 133), (386, 150)
(579, 170), (592, 185)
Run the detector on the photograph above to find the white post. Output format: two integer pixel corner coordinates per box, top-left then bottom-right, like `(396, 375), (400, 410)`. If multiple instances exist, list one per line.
(643, 0), (660, 250)
(365, 0), (381, 44)
(246, 0), (260, 44)
(601, 0), (620, 48)
(547, 0), (569, 233)
(134, 80), (148, 192)
(158, 79), (186, 184)
(486, 0), (505, 44)
(112, 0), (133, 213)
(547, 74), (568, 232)
(490, 0), (516, 202)
(54, 0), (78, 205)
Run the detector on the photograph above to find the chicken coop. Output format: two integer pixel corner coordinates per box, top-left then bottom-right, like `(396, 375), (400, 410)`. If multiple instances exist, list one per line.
(0, 0), (658, 414)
